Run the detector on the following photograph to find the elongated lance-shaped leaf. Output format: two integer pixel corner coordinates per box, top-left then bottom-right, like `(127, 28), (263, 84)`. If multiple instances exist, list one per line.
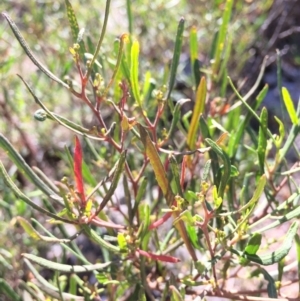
(166, 98), (190, 139)
(82, 225), (120, 253)
(65, 0), (86, 58)
(2, 12), (69, 89)
(0, 279), (21, 301)
(212, 0), (233, 76)
(205, 138), (230, 198)
(260, 268), (278, 298)
(104, 35), (126, 95)
(130, 40), (142, 106)
(187, 77), (207, 149)
(219, 174), (266, 217)
(257, 107), (268, 175)
(17, 217), (71, 243)
(0, 162), (75, 223)
(23, 259), (85, 301)
(228, 84), (269, 158)
(74, 136), (86, 204)
(34, 109), (98, 135)
(189, 26), (201, 88)
(23, 253), (111, 273)
(138, 124), (197, 261)
(282, 87), (298, 125)
(166, 18), (185, 109)
(244, 233), (262, 255)
(169, 155), (183, 197)
(232, 221), (299, 265)
(228, 76), (276, 144)
(85, 0), (111, 80)
(0, 134), (62, 203)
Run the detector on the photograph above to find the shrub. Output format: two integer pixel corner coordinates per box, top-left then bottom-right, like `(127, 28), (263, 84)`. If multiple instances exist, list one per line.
(1, 1), (300, 300)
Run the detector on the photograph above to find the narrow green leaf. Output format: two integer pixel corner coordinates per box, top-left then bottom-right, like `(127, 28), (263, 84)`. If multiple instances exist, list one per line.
(257, 107), (268, 175)
(82, 225), (120, 253)
(2, 12), (69, 89)
(199, 116), (220, 186)
(169, 156), (183, 196)
(17, 217), (71, 243)
(187, 77), (207, 149)
(201, 160), (211, 181)
(242, 221), (299, 265)
(166, 98), (191, 139)
(189, 26), (199, 88)
(85, 0), (111, 80)
(126, 0), (133, 35)
(260, 268), (278, 298)
(130, 40), (142, 106)
(104, 35), (126, 95)
(212, 0), (233, 76)
(23, 253), (111, 272)
(274, 116), (285, 148)
(0, 134), (62, 203)
(256, 84), (269, 106)
(0, 162), (74, 223)
(282, 87), (298, 125)
(170, 285), (184, 301)
(205, 138), (230, 198)
(0, 278), (21, 301)
(166, 18), (185, 108)
(24, 259), (84, 301)
(219, 174), (266, 217)
(244, 233), (262, 255)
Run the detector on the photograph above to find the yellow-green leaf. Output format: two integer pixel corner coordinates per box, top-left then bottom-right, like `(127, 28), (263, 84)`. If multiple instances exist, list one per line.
(282, 87), (298, 125)
(187, 77), (207, 149)
(17, 217), (71, 243)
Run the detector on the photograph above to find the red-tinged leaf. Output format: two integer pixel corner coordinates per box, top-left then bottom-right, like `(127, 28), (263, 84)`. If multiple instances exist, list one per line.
(137, 249), (180, 263)
(74, 136), (85, 204)
(149, 211), (172, 230)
